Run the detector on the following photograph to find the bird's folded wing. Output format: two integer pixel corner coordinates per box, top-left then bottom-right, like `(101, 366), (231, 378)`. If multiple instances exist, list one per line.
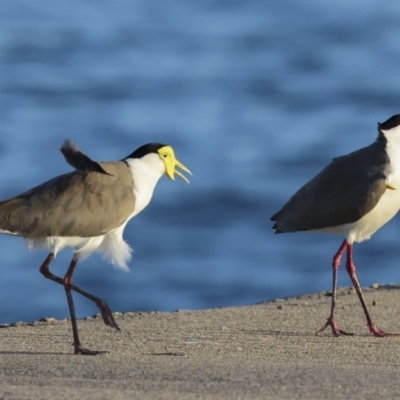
(271, 142), (388, 232)
(0, 171), (136, 238)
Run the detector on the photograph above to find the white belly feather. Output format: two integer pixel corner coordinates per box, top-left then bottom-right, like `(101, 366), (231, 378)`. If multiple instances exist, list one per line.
(26, 223), (132, 272)
(322, 187), (400, 243)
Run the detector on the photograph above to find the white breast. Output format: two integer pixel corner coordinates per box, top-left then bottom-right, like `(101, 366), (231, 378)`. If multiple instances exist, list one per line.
(125, 156), (165, 217)
(345, 187), (400, 243)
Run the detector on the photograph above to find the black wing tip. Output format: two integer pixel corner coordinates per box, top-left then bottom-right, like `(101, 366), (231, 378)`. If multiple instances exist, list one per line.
(60, 139), (109, 175)
(271, 214), (281, 233)
(60, 139), (80, 160)
(60, 139), (78, 152)
(271, 221), (283, 234)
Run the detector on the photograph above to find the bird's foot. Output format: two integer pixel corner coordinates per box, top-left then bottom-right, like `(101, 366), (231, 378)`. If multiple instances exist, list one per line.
(368, 323), (400, 337)
(97, 300), (120, 330)
(74, 343), (108, 355)
(316, 316), (353, 336)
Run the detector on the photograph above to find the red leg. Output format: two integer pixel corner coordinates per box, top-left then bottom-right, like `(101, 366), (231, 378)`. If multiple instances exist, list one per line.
(345, 243), (398, 337)
(316, 240), (353, 336)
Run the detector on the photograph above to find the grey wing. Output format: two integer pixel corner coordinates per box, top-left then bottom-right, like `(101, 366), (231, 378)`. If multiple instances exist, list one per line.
(271, 143), (388, 232)
(0, 171), (136, 238)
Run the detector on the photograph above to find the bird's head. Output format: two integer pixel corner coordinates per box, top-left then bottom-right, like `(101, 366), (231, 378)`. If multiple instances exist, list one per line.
(125, 143), (192, 183)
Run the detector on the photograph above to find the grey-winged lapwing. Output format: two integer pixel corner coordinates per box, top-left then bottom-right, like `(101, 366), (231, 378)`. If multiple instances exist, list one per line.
(0, 140), (192, 354)
(271, 114), (400, 337)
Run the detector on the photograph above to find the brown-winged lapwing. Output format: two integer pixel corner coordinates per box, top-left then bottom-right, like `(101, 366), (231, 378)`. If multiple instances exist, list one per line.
(271, 114), (400, 337)
(0, 140), (192, 354)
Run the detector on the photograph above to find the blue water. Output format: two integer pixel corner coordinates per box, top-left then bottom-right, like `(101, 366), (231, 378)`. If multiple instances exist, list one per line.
(1, 0), (400, 323)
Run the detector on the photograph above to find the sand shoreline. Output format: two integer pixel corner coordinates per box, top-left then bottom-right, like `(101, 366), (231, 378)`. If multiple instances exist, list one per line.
(1, 285), (400, 399)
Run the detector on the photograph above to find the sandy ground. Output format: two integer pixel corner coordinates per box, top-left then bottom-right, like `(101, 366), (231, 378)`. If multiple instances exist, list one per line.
(1, 285), (400, 399)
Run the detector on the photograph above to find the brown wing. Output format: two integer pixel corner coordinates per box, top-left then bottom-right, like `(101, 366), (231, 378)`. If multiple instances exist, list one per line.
(0, 169), (136, 238)
(60, 139), (109, 174)
(271, 140), (389, 232)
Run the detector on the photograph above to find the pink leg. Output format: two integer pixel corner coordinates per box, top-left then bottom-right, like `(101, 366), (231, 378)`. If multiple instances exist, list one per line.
(316, 240), (353, 336)
(345, 243), (398, 337)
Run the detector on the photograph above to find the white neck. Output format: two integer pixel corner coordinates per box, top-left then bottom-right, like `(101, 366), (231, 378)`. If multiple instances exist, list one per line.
(381, 126), (400, 183)
(125, 154), (166, 217)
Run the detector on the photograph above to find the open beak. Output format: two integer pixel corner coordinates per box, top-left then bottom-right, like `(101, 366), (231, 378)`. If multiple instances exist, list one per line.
(166, 158), (192, 183)
(174, 159), (192, 183)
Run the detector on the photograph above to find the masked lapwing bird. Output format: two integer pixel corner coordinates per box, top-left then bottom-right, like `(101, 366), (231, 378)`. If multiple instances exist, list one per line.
(0, 140), (192, 355)
(271, 114), (400, 337)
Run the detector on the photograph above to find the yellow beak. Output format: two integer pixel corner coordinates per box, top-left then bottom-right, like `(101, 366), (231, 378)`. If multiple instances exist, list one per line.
(158, 146), (192, 183)
(168, 159), (193, 183)
(166, 158), (192, 183)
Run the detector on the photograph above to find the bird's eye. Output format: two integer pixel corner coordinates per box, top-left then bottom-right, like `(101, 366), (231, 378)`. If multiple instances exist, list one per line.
(163, 154), (167, 158)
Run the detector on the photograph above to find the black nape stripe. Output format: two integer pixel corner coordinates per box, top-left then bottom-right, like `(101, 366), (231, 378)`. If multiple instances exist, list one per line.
(123, 143), (167, 160)
(378, 114), (400, 131)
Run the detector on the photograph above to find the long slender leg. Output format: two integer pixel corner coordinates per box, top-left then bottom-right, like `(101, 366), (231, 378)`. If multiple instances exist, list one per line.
(39, 253), (119, 330)
(316, 240), (353, 336)
(345, 243), (398, 337)
(63, 256), (106, 355)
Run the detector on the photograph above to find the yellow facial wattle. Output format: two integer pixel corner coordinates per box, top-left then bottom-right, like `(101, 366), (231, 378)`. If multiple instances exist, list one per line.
(158, 146), (192, 183)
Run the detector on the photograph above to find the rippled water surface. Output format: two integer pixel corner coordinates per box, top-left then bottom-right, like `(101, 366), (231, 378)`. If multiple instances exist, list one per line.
(1, 0), (400, 323)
